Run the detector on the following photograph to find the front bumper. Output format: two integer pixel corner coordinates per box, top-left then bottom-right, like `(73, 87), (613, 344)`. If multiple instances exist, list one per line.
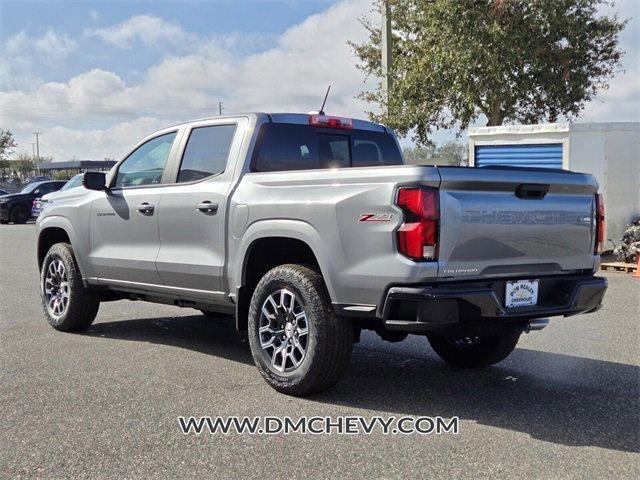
(381, 274), (607, 333)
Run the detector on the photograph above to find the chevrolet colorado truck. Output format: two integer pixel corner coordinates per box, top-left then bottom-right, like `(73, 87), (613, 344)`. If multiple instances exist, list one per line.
(36, 113), (607, 395)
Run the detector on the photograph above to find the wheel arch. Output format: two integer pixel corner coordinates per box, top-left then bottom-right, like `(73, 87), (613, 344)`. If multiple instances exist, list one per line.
(9, 200), (30, 219)
(37, 216), (90, 278)
(232, 220), (335, 331)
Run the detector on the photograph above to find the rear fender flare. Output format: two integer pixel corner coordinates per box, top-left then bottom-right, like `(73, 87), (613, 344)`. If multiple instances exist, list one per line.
(231, 219), (336, 301)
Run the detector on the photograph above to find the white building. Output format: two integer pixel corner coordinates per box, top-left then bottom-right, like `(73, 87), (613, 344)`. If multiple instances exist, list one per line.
(468, 122), (640, 246)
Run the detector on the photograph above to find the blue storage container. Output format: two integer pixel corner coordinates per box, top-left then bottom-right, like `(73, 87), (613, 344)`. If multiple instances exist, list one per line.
(475, 144), (563, 169)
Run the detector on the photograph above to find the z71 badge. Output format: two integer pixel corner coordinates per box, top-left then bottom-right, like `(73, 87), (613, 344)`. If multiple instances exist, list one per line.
(358, 213), (394, 222)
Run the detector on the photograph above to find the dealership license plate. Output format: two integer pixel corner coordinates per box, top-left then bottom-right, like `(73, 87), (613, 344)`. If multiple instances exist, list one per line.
(505, 279), (539, 308)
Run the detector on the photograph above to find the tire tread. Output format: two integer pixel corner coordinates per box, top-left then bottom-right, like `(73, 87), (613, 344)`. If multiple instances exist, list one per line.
(248, 264), (352, 395)
(41, 243), (99, 332)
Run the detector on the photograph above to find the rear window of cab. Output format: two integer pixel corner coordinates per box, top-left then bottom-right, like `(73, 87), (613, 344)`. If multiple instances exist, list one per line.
(251, 123), (404, 172)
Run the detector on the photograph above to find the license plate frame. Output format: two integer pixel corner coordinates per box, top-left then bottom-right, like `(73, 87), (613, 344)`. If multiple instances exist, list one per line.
(505, 279), (539, 308)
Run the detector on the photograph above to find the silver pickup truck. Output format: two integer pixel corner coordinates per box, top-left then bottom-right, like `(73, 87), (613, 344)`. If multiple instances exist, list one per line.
(36, 113), (607, 395)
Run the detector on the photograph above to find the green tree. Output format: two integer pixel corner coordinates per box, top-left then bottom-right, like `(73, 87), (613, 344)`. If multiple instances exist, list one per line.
(14, 153), (37, 177)
(404, 141), (468, 166)
(403, 144), (437, 165)
(436, 141), (468, 166)
(52, 170), (75, 180)
(352, 0), (627, 145)
(0, 129), (17, 160)
(0, 130), (17, 174)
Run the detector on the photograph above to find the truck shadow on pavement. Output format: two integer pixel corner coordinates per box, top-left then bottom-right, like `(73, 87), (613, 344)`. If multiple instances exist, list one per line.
(84, 316), (639, 454)
(326, 333), (640, 454)
(84, 314), (253, 366)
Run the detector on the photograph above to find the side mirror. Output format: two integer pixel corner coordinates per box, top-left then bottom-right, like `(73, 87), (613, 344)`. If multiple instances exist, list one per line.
(83, 172), (107, 191)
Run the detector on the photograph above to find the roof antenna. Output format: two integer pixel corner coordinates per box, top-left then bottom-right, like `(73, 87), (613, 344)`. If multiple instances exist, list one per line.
(318, 85), (331, 115)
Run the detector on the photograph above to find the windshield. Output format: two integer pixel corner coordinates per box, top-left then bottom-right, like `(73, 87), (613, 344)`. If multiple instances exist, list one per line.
(61, 174), (83, 191)
(20, 182), (42, 194)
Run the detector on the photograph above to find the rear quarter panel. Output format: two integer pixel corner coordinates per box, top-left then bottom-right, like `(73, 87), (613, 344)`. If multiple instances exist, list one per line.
(228, 165), (440, 306)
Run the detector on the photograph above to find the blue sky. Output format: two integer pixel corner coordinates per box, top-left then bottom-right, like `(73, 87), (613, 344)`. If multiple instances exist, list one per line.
(1, 0), (638, 160)
(1, 1), (334, 85)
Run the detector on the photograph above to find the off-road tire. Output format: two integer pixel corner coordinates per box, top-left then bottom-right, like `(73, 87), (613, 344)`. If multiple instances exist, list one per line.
(427, 331), (520, 368)
(248, 264), (353, 396)
(41, 242), (100, 332)
(9, 205), (29, 224)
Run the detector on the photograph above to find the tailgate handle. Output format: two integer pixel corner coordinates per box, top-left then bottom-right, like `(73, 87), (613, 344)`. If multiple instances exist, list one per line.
(516, 184), (549, 199)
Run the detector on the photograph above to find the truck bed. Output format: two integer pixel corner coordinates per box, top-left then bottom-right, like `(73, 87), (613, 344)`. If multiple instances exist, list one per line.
(229, 164), (599, 308)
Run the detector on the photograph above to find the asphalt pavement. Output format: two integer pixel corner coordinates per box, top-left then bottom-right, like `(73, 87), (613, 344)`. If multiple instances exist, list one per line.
(1, 224), (638, 479)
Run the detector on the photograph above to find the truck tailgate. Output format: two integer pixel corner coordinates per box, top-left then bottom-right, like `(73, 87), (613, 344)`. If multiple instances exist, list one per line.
(437, 167), (598, 279)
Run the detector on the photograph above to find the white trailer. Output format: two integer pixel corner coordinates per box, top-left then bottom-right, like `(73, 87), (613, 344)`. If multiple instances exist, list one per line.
(468, 122), (640, 247)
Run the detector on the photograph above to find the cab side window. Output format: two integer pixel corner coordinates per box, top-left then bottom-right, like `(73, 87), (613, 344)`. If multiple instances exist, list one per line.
(177, 125), (237, 183)
(34, 183), (56, 195)
(114, 132), (177, 188)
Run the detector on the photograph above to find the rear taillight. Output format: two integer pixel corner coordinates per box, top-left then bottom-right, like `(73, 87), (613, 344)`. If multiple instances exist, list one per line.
(396, 187), (439, 261)
(308, 114), (353, 130)
(595, 193), (605, 254)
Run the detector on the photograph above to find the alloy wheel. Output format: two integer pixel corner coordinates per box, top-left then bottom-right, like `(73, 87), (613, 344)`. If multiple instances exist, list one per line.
(258, 288), (309, 373)
(44, 259), (69, 319)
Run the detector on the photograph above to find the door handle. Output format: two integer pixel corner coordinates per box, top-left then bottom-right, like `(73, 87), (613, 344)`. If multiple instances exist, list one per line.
(196, 201), (218, 214)
(136, 202), (155, 214)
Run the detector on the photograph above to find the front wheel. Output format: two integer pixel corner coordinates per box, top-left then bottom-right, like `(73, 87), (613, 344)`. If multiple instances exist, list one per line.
(247, 264), (353, 396)
(427, 331), (520, 368)
(41, 242), (100, 332)
(10, 205), (29, 224)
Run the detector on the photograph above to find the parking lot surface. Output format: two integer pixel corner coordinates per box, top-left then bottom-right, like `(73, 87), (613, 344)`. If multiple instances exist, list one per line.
(1, 224), (638, 479)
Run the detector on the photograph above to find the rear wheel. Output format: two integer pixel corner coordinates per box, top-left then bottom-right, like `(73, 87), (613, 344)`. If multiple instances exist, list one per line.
(247, 264), (353, 396)
(427, 331), (520, 368)
(41, 243), (100, 332)
(9, 205), (29, 224)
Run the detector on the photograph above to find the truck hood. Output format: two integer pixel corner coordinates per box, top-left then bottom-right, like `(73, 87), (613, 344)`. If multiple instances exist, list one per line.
(0, 193), (30, 202)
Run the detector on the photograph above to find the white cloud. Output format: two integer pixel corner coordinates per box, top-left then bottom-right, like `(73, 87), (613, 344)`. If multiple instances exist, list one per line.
(235, 0), (373, 113)
(33, 29), (77, 59)
(89, 10), (99, 21)
(1, 29), (77, 90)
(581, 70), (640, 123)
(4, 31), (29, 54)
(84, 14), (194, 48)
(4, 28), (76, 60)
(4, 0), (374, 160)
(3, 0), (638, 161)
(41, 117), (167, 160)
(580, 0), (640, 122)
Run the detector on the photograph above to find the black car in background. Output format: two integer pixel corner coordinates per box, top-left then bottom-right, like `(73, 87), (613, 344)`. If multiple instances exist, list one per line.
(0, 181), (66, 224)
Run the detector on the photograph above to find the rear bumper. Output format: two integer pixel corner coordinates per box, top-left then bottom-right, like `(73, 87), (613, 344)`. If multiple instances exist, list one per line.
(381, 275), (607, 333)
